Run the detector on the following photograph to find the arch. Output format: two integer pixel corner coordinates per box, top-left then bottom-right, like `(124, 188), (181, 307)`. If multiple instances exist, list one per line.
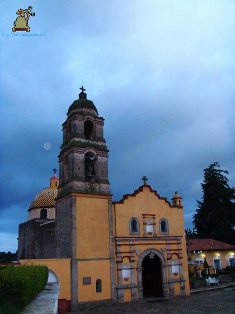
(85, 151), (96, 180)
(96, 279), (102, 293)
(40, 208), (47, 220)
(84, 120), (94, 140)
(170, 252), (180, 259)
(48, 269), (59, 283)
(159, 218), (168, 234)
(120, 256), (132, 263)
(129, 217), (140, 234)
(137, 249), (168, 299)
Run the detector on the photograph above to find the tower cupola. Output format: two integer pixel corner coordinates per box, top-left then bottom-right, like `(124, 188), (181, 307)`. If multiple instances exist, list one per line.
(67, 86), (98, 116)
(172, 191), (183, 207)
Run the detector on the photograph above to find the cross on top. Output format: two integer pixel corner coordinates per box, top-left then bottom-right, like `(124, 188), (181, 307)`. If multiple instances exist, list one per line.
(52, 168), (58, 176)
(80, 86), (86, 93)
(142, 176), (148, 185)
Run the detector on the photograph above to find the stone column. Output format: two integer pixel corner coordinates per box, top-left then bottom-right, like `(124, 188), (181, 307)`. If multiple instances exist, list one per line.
(137, 267), (143, 299)
(117, 266), (124, 302)
(130, 261), (138, 300)
(108, 199), (116, 300)
(70, 196), (78, 310)
(177, 239), (185, 295)
(153, 215), (157, 236)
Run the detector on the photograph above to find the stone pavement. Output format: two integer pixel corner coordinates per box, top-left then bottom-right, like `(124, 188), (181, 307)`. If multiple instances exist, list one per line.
(22, 282), (59, 314)
(70, 285), (235, 314)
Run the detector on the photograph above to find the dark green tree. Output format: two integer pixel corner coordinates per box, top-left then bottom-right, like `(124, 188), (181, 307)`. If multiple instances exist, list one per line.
(193, 162), (235, 244)
(185, 228), (197, 239)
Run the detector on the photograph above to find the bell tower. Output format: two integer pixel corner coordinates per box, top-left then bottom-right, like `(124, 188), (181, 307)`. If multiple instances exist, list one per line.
(58, 86), (110, 198)
(55, 87), (115, 308)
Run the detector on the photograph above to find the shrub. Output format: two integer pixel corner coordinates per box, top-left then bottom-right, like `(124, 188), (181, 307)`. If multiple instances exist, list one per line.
(0, 266), (10, 272)
(0, 265), (48, 309)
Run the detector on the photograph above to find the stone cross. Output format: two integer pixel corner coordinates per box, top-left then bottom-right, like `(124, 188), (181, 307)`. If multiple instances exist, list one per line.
(80, 86), (86, 93)
(142, 176), (148, 185)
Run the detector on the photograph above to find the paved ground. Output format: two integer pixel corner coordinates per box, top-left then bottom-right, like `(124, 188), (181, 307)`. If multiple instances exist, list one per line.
(23, 283), (59, 314)
(71, 287), (235, 314)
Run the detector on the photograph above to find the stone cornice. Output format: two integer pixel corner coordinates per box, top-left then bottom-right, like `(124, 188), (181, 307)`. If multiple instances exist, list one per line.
(115, 236), (183, 242)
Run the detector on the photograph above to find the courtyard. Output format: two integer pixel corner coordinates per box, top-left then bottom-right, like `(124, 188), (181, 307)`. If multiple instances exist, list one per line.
(71, 287), (235, 314)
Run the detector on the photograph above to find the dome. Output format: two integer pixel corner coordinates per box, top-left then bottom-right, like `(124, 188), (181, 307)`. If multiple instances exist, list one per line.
(67, 87), (98, 115)
(29, 187), (58, 210)
(28, 176), (59, 211)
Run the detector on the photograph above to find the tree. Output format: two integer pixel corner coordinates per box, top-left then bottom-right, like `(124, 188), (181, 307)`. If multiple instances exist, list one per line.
(193, 162), (235, 244)
(185, 228), (197, 239)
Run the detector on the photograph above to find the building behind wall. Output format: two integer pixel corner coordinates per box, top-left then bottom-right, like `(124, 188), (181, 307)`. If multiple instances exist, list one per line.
(187, 238), (235, 270)
(18, 87), (190, 308)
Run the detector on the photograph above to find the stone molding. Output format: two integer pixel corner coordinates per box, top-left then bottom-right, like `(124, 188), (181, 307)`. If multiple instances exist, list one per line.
(137, 248), (169, 299)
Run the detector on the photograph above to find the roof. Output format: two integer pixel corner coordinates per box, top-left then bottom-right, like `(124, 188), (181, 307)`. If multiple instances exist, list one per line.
(67, 89), (98, 115)
(187, 238), (235, 251)
(29, 187), (58, 210)
(68, 98), (98, 115)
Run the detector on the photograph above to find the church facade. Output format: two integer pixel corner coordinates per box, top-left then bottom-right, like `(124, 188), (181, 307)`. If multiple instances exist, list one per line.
(18, 88), (190, 308)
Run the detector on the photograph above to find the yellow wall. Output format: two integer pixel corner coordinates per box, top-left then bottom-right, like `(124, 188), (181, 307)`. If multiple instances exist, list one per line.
(75, 194), (112, 302)
(20, 259), (71, 300)
(78, 260), (111, 302)
(76, 195), (111, 259)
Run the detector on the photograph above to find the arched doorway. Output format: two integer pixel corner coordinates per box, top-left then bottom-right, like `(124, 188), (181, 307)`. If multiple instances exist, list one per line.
(142, 253), (163, 298)
(48, 270), (59, 283)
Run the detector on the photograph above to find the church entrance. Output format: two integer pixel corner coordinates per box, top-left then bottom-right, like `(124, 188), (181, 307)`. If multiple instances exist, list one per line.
(142, 253), (163, 298)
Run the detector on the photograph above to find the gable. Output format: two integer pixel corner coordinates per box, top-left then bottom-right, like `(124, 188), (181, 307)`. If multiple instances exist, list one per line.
(113, 185), (184, 237)
(113, 185), (172, 208)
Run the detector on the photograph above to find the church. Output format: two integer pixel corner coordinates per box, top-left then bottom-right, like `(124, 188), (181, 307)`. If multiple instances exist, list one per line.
(18, 87), (190, 309)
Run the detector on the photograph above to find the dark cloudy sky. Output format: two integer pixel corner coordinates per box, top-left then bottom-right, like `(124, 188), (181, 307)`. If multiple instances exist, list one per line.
(1, 0), (234, 252)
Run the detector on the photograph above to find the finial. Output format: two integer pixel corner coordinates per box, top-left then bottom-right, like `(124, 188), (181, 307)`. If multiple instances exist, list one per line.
(142, 176), (148, 185)
(79, 86), (87, 99)
(80, 86), (86, 93)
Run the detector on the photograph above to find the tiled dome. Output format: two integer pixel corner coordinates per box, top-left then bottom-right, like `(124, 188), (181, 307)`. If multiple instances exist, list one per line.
(28, 176), (59, 211)
(29, 187), (58, 210)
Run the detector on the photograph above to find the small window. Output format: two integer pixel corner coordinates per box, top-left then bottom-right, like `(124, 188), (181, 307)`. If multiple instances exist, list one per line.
(160, 219), (168, 233)
(129, 218), (140, 234)
(96, 279), (102, 293)
(40, 208), (47, 220)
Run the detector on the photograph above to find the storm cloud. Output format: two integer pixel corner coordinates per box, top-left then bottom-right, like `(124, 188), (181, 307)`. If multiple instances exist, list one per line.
(1, 0), (234, 251)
